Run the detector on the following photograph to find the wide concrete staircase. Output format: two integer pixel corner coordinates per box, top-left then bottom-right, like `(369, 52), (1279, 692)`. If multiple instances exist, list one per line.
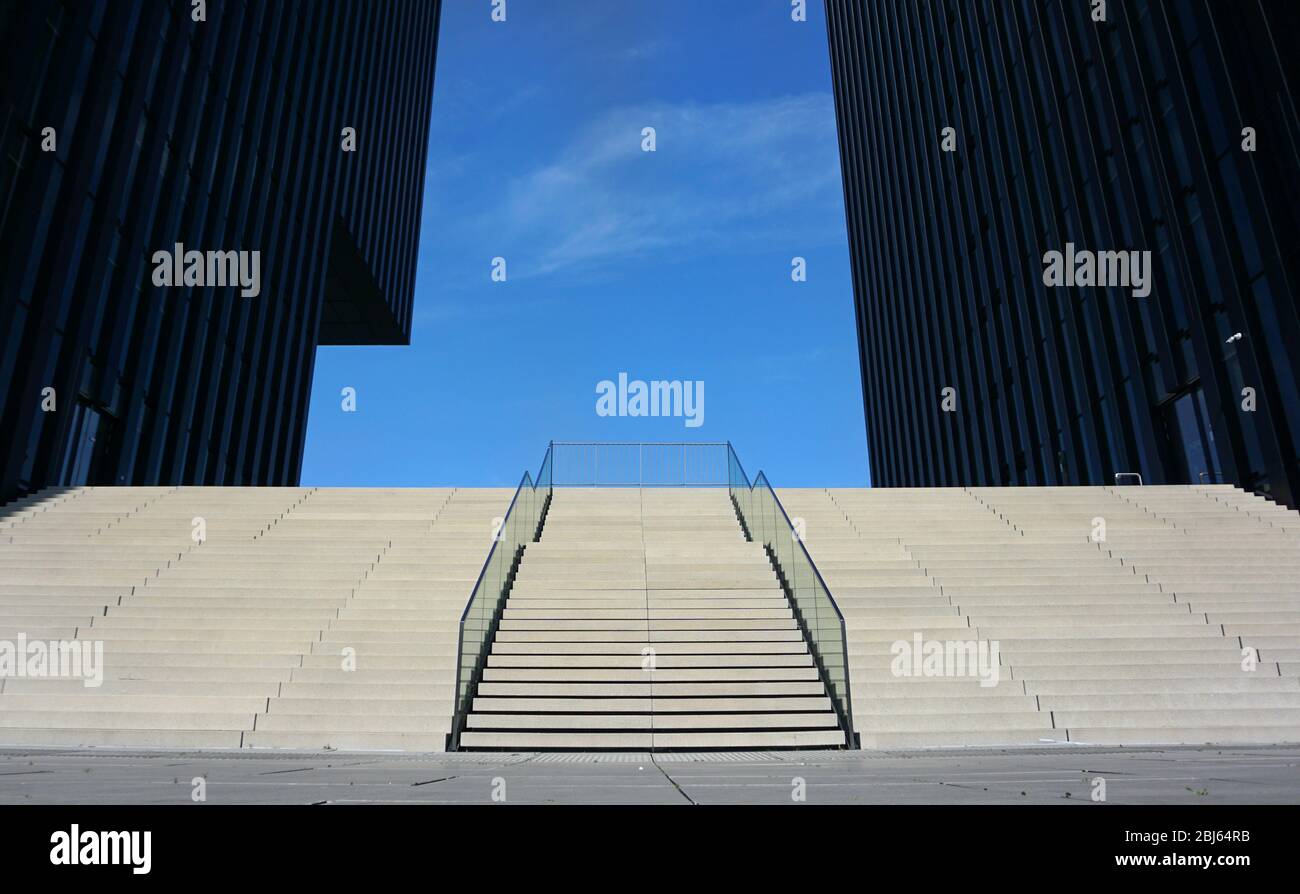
(0, 486), (511, 750)
(459, 488), (846, 750)
(5, 482), (1298, 753)
(779, 484), (1300, 748)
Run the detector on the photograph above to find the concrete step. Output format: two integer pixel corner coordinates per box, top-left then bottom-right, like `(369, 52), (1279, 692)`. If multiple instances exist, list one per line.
(459, 731), (653, 749)
(242, 731), (446, 751)
(471, 696), (834, 712)
(0, 694), (267, 713)
(497, 618), (797, 631)
(496, 630), (803, 642)
(279, 682), (451, 699)
(1024, 677), (1300, 695)
(485, 654), (812, 668)
(1063, 726), (1300, 746)
(1040, 693), (1300, 710)
(854, 696), (1039, 714)
(0, 728), (246, 748)
(480, 667), (820, 682)
(855, 711), (1052, 733)
(0, 679), (278, 697)
(501, 608), (794, 619)
(458, 730), (845, 749)
(0, 711), (255, 731)
(857, 725), (1057, 746)
(650, 730), (845, 748)
(465, 713), (840, 730)
(1011, 663), (1261, 680)
(492, 641), (808, 654)
(266, 698), (451, 715)
(1051, 708), (1300, 728)
(253, 714), (448, 734)
(476, 681), (826, 697)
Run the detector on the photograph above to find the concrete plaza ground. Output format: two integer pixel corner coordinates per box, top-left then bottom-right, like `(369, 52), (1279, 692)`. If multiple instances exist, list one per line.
(1, 744), (1297, 805)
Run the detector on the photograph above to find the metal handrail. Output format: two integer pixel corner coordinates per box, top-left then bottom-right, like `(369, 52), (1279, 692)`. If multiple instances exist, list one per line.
(726, 442), (856, 747)
(447, 443), (553, 749)
(1114, 472), (1144, 486)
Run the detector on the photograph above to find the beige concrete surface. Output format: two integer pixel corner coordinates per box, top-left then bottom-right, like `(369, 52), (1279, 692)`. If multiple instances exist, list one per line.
(0, 486), (513, 751)
(5, 482), (1296, 753)
(778, 484), (1300, 748)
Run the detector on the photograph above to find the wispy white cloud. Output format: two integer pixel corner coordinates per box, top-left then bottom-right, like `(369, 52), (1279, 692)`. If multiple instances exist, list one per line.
(609, 38), (673, 63)
(442, 93), (844, 284)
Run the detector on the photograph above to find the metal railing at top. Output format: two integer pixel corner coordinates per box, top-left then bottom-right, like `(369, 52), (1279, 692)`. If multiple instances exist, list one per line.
(726, 443), (856, 747)
(551, 441), (729, 487)
(448, 443), (553, 750)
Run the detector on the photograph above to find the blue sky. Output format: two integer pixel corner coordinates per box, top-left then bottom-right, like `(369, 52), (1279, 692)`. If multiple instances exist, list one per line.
(302, 0), (868, 487)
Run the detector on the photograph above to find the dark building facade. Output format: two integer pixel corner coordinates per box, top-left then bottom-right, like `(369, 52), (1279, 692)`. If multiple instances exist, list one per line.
(0, 0), (441, 502)
(825, 0), (1300, 506)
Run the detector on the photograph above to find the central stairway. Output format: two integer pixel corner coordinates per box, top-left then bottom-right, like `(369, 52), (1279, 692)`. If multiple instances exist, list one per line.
(458, 488), (847, 749)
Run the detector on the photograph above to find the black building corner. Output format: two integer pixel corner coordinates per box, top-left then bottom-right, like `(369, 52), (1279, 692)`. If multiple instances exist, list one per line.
(0, 0), (441, 502)
(825, 0), (1300, 506)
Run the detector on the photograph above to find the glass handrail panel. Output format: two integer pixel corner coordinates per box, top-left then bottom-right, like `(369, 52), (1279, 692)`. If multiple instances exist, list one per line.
(450, 445), (554, 749)
(550, 442), (729, 486)
(728, 446), (854, 745)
